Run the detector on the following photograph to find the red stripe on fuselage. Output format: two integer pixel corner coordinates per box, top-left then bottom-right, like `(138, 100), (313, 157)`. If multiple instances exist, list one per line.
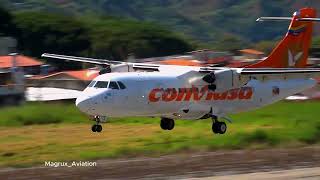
(148, 86), (253, 102)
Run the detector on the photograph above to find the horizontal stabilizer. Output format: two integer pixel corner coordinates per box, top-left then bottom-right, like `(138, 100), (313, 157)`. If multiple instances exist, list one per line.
(298, 18), (320, 22)
(257, 17), (320, 22)
(256, 17), (292, 22)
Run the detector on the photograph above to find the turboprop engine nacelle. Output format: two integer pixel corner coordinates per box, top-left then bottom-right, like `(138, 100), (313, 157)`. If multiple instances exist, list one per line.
(209, 69), (249, 92)
(185, 68), (249, 92)
(99, 64), (131, 75)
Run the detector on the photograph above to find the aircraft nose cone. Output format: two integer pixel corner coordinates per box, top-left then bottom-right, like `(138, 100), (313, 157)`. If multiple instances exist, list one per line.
(76, 96), (92, 113)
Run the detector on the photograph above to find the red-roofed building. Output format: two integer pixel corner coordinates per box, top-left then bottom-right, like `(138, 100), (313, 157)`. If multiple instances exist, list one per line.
(0, 55), (44, 75)
(154, 59), (203, 66)
(239, 49), (265, 59)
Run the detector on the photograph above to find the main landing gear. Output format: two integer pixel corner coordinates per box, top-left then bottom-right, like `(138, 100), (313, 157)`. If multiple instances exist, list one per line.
(91, 116), (103, 133)
(160, 118), (175, 130)
(211, 115), (227, 134)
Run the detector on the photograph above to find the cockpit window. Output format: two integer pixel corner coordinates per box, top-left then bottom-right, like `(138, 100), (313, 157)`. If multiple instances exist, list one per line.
(88, 81), (96, 87)
(93, 81), (123, 90)
(109, 81), (119, 90)
(94, 81), (109, 88)
(117, 81), (126, 89)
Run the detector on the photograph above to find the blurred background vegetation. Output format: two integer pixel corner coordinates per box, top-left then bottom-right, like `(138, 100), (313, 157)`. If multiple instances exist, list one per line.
(1, 0), (320, 62)
(1, 1), (320, 167)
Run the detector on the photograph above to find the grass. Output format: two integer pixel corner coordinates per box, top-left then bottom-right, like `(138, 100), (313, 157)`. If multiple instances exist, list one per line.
(0, 101), (320, 167)
(0, 102), (89, 126)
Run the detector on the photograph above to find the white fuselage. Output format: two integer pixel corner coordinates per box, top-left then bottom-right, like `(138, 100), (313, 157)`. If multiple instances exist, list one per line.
(75, 69), (316, 120)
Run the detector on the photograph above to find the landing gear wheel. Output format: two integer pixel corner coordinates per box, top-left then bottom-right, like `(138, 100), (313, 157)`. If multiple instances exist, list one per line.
(212, 121), (227, 134)
(212, 123), (217, 134)
(167, 120), (175, 130)
(160, 118), (175, 130)
(96, 125), (102, 133)
(217, 122), (227, 134)
(160, 120), (167, 130)
(91, 124), (103, 133)
(91, 116), (103, 133)
(92, 125), (97, 132)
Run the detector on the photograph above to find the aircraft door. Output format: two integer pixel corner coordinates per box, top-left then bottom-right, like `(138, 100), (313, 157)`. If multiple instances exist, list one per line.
(134, 75), (151, 113)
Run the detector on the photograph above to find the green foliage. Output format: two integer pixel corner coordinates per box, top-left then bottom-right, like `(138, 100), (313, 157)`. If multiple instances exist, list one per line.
(0, 102), (88, 126)
(86, 17), (193, 60)
(213, 33), (249, 52)
(237, 130), (279, 146)
(298, 124), (320, 144)
(0, 6), (16, 36)
(13, 12), (90, 70)
(9, 11), (192, 65)
(1, 101), (320, 167)
(3, 0), (320, 45)
(2, 101), (320, 147)
(4, 1), (320, 56)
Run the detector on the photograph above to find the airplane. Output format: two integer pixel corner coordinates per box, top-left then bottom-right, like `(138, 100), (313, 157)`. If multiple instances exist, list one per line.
(42, 8), (320, 134)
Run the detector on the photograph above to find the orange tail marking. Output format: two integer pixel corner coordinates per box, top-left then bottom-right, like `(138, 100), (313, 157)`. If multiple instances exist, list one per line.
(247, 8), (316, 68)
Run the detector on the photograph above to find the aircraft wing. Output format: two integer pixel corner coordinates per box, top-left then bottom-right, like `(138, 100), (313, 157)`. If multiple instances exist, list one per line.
(42, 53), (320, 80)
(239, 68), (320, 80)
(26, 87), (81, 101)
(194, 67), (320, 92)
(42, 53), (123, 65)
(42, 53), (164, 73)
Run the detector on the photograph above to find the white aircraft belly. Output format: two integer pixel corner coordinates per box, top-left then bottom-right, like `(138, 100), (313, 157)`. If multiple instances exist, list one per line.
(208, 78), (316, 115)
(88, 76), (316, 119)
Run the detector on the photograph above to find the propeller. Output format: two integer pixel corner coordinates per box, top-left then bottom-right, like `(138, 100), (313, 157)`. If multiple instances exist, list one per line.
(99, 65), (112, 75)
(203, 72), (217, 91)
(202, 72), (216, 84)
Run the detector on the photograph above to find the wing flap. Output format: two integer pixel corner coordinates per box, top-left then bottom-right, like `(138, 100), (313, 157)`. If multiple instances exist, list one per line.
(240, 68), (320, 80)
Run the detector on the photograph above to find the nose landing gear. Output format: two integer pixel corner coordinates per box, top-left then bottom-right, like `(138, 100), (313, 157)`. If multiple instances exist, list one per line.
(91, 115), (104, 133)
(160, 118), (175, 130)
(211, 115), (227, 134)
(92, 124), (102, 133)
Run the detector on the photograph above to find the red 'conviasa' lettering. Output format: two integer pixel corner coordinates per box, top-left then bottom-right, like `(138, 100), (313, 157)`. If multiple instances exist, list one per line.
(148, 86), (253, 102)
(149, 88), (162, 102)
(239, 87), (253, 100)
(163, 88), (178, 102)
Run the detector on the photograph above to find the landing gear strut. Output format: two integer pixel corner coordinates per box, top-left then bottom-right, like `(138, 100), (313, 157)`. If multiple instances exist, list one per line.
(160, 118), (175, 130)
(211, 115), (227, 134)
(91, 115), (103, 133)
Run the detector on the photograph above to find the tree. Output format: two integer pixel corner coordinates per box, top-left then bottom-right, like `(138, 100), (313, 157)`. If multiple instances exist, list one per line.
(213, 33), (249, 53)
(88, 19), (193, 60)
(11, 12), (194, 69)
(13, 12), (91, 69)
(0, 6), (17, 36)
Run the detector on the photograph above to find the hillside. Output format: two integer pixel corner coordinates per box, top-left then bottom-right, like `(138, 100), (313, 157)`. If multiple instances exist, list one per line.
(1, 0), (320, 43)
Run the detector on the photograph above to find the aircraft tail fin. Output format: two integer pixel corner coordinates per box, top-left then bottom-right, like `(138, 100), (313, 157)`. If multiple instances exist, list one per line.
(247, 8), (317, 68)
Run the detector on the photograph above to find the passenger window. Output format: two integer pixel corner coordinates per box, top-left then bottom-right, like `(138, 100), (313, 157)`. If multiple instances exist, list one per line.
(117, 81), (126, 89)
(109, 81), (119, 90)
(88, 81), (96, 87)
(94, 81), (109, 88)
